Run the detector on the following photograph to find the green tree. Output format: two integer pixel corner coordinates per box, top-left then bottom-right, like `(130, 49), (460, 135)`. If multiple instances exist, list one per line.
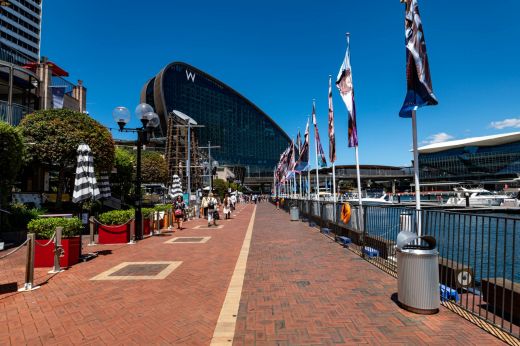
(141, 150), (168, 184)
(212, 178), (228, 199)
(19, 109), (115, 208)
(0, 122), (24, 207)
(112, 147), (134, 203)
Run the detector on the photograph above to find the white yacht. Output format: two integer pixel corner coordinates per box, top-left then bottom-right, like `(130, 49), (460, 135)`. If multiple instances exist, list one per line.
(446, 187), (509, 207)
(342, 191), (394, 204)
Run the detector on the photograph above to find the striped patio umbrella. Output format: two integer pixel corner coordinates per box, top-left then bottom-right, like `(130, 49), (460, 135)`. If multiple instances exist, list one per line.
(72, 143), (100, 203)
(97, 174), (111, 200)
(170, 174), (183, 199)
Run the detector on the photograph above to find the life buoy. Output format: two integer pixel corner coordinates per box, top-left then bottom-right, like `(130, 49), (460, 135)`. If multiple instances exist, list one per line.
(340, 202), (351, 224)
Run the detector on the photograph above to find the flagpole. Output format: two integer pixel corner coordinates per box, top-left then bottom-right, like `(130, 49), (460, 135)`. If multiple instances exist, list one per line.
(355, 146), (364, 231)
(299, 172), (302, 199)
(313, 100), (320, 202)
(411, 108), (422, 236)
(332, 162), (336, 220)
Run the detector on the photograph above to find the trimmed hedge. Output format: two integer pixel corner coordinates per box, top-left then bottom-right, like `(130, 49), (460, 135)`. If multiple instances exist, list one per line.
(153, 204), (172, 212)
(141, 207), (155, 218)
(27, 217), (82, 239)
(98, 210), (134, 225)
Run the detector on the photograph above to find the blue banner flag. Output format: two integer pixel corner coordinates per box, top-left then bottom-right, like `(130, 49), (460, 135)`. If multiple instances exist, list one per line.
(51, 86), (65, 109)
(399, 0), (438, 118)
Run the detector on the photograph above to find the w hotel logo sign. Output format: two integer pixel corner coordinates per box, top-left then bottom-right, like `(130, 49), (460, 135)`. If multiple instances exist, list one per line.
(186, 70), (196, 83)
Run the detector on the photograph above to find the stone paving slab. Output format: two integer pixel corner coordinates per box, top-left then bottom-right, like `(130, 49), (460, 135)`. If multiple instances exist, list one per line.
(233, 203), (505, 345)
(0, 202), (511, 345)
(0, 204), (253, 345)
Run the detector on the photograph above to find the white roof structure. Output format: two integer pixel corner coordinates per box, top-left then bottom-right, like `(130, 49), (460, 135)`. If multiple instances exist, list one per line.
(418, 132), (520, 154)
(172, 110), (197, 125)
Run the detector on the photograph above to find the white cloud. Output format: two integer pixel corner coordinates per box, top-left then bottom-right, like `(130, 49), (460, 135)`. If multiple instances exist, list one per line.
(422, 132), (454, 145)
(490, 118), (520, 129)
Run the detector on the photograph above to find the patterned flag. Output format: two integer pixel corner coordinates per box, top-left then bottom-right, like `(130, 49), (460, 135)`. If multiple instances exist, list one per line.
(295, 119), (310, 171)
(336, 34), (358, 147)
(312, 101), (327, 168)
(328, 76), (336, 162)
(296, 130), (302, 156)
(399, 0), (438, 118)
(51, 86), (65, 109)
(286, 140), (296, 179)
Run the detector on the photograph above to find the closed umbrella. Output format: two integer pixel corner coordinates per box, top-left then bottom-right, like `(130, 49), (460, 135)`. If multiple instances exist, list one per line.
(72, 144), (100, 203)
(72, 143), (100, 261)
(171, 174), (183, 199)
(97, 174), (111, 200)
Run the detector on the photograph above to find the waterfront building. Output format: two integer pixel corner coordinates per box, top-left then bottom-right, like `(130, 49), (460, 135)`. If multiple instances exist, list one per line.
(0, 0), (41, 66)
(141, 61), (291, 189)
(418, 132), (520, 190)
(0, 2), (86, 125)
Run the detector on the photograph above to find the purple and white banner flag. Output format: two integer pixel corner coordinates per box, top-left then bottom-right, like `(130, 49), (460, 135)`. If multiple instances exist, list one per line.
(328, 76), (336, 162)
(312, 101), (327, 168)
(336, 34), (358, 148)
(399, 0), (438, 117)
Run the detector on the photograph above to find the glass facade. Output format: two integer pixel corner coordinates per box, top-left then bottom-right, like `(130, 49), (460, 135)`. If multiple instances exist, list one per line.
(0, 0), (42, 65)
(144, 62), (290, 177)
(419, 141), (520, 182)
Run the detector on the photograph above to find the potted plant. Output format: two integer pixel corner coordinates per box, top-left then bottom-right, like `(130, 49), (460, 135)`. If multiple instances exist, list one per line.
(141, 207), (155, 236)
(97, 209), (134, 244)
(27, 217), (82, 268)
(154, 204), (172, 229)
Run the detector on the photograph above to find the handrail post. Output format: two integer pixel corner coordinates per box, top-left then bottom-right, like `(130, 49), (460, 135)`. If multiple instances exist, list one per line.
(88, 216), (96, 246)
(19, 233), (40, 291)
(49, 227), (64, 274)
(128, 219), (136, 244)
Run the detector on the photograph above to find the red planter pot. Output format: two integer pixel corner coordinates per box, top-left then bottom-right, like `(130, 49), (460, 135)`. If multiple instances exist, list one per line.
(98, 223), (129, 244)
(143, 219), (151, 236)
(34, 237), (80, 268)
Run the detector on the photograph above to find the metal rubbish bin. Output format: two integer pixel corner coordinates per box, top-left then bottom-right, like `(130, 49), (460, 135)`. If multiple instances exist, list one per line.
(290, 206), (299, 221)
(396, 231), (440, 314)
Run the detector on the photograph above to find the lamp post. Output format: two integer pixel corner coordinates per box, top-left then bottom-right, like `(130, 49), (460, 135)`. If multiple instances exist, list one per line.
(112, 103), (159, 240)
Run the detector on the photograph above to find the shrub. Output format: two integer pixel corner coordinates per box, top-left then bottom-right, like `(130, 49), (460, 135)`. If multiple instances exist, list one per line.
(98, 210), (134, 225)
(0, 122), (24, 207)
(27, 217), (82, 239)
(153, 204), (172, 212)
(7, 203), (44, 231)
(141, 207), (155, 218)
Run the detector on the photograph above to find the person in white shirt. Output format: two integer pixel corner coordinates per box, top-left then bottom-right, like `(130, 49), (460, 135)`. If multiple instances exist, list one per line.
(206, 192), (218, 227)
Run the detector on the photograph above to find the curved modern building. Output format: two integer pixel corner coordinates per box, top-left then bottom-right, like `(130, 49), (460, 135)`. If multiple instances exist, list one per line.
(141, 62), (290, 177)
(418, 132), (520, 187)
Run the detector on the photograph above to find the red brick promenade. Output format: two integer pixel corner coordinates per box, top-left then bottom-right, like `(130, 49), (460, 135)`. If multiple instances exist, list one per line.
(0, 203), (505, 345)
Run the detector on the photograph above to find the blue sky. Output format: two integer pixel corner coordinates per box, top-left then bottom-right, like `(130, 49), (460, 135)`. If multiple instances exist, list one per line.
(41, 0), (520, 167)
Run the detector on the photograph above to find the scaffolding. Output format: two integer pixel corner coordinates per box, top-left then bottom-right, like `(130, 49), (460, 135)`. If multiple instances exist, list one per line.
(165, 113), (204, 192)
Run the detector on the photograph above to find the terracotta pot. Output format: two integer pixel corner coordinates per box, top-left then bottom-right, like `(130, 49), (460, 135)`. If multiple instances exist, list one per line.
(34, 237), (80, 268)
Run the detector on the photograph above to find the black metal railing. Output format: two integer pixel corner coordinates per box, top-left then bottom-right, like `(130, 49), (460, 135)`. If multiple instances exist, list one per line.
(280, 198), (520, 339)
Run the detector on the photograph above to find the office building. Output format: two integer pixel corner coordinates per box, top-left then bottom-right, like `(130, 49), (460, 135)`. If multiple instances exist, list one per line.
(141, 61), (291, 182)
(0, 0), (42, 66)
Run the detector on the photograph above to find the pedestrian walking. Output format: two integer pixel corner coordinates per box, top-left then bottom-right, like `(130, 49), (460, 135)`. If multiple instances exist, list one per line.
(230, 193), (237, 211)
(173, 195), (186, 230)
(223, 194), (231, 219)
(207, 192), (218, 227)
(201, 193), (209, 219)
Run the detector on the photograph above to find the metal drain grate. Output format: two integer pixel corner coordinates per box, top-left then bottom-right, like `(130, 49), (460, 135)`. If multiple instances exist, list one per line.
(173, 237), (204, 243)
(109, 264), (169, 277)
(90, 261), (182, 281)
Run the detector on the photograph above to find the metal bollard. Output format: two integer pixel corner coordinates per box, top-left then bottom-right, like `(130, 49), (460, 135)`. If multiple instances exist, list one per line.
(128, 219), (136, 244)
(19, 233), (40, 292)
(153, 212), (157, 234)
(88, 216), (96, 246)
(49, 227), (64, 274)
